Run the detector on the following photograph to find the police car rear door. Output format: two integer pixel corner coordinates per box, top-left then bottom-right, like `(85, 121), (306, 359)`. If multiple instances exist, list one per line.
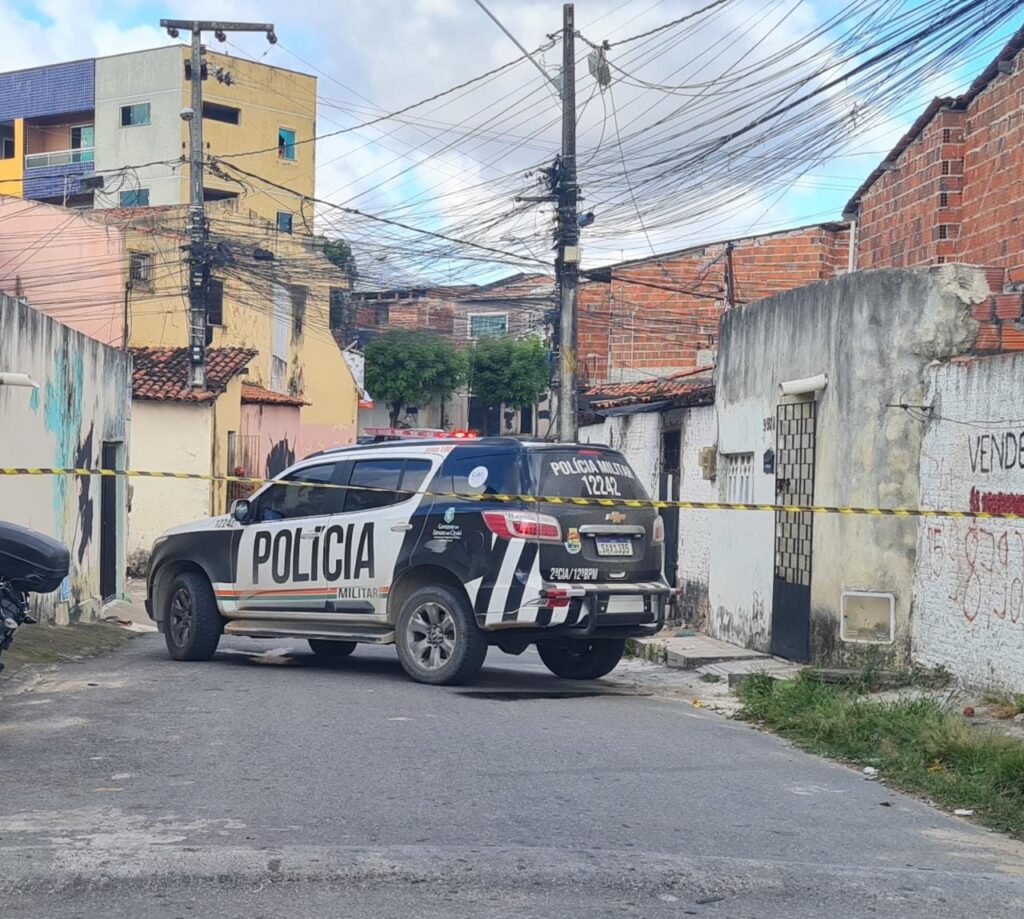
(330, 453), (436, 621)
(233, 459), (350, 616)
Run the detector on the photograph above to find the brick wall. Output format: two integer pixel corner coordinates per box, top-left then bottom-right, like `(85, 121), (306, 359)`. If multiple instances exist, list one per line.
(856, 110), (965, 269)
(580, 224), (848, 384)
(854, 39), (1024, 275)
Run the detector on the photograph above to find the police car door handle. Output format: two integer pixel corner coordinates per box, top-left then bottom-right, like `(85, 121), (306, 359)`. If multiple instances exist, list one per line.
(300, 531), (318, 540)
(391, 523), (413, 532)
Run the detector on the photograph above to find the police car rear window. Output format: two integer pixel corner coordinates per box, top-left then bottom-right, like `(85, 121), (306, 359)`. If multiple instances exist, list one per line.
(439, 453), (521, 498)
(528, 449), (648, 500)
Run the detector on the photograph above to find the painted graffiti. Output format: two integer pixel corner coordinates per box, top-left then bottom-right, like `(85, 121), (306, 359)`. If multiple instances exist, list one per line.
(968, 432), (1024, 474)
(923, 518), (1024, 627)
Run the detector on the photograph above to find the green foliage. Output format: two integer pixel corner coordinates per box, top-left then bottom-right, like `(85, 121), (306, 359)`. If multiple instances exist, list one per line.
(738, 671), (1024, 838)
(322, 238), (357, 278)
(469, 336), (550, 410)
(364, 330), (467, 425)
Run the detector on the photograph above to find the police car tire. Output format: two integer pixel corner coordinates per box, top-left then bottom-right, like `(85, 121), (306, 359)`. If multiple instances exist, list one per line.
(163, 572), (223, 662)
(395, 585), (487, 686)
(308, 639), (357, 658)
(536, 638), (626, 680)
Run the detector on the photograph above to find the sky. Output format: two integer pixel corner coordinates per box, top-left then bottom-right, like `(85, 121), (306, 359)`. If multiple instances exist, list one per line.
(2, 0), (1023, 285)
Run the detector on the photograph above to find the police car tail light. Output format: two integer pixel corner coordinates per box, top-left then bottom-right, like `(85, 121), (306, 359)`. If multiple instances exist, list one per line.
(482, 510), (562, 542)
(653, 515), (665, 544)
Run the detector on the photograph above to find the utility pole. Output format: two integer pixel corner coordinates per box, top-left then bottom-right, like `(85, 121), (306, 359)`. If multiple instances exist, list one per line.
(160, 19), (277, 389)
(556, 3), (580, 443)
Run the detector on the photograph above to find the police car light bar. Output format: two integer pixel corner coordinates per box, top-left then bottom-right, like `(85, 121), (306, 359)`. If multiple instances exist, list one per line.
(363, 427), (479, 439)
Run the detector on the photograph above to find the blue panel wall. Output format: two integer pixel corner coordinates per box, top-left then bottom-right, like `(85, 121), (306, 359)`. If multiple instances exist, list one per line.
(0, 59), (95, 120)
(23, 161), (90, 199)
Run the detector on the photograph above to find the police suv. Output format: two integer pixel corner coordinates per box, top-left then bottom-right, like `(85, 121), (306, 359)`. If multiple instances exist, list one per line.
(146, 438), (670, 685)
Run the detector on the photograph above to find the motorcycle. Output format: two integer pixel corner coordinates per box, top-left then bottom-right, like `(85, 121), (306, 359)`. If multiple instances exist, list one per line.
(0, 521), (70, 674)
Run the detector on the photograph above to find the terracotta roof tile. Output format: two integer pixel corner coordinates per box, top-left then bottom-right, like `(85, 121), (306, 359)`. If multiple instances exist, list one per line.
(241, 383), (308, 407)
(131, 347), (257, 402)
(586, 367), (715, 411)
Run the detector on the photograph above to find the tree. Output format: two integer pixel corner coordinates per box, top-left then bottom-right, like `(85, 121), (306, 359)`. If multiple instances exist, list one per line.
(322, 237), (357, 279)
(365, 330), (467, 426)
(469, 336), (550, 418)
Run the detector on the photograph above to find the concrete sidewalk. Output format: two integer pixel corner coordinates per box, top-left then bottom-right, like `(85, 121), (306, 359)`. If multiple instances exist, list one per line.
(0, 584), (154, 693)
(630, 630), (803, 689)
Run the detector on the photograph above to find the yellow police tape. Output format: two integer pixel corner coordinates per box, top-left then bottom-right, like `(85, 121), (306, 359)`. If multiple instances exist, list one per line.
(0, 465), (1019, 521)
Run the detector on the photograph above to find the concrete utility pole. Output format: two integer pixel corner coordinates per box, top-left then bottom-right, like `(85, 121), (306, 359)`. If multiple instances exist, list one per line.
(556, 3), (580, 443)
(160, 19), (277, 389)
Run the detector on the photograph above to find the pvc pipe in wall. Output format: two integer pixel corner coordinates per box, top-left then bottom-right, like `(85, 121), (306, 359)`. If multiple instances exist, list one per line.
(779, 373), (828, 397)
(0, 373), (38, 388)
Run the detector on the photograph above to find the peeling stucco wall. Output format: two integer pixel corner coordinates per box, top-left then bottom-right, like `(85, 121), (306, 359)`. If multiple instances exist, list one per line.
(713, 265), (986, 663)
(0, 294), (130, 622)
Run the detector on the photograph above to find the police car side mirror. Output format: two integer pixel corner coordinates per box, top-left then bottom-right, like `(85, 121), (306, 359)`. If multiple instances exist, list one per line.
(231, 499), (253, 524)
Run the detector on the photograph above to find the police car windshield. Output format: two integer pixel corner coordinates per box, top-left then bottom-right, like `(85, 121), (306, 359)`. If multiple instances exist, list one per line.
(528, 449), (649, 500)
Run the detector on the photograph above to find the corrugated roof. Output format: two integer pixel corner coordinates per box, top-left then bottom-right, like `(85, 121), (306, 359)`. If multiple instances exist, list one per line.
(241, 382), (308, 407)
(131, 347), (256, 402)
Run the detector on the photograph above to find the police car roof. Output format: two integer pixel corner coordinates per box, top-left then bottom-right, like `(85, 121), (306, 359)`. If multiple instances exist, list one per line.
(304, 437), (606, 460)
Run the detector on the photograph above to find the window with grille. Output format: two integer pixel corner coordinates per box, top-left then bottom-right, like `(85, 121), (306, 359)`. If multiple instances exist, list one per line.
(939, 191), (949, 208)
(128, 252), (152, 287)
(723, 452), (754, 503)
(470, 313), (508, 338)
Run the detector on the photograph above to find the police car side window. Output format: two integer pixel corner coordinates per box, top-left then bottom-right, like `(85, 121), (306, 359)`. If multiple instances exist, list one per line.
(343, 459), (432, 513)
(256, 463), (346, 522)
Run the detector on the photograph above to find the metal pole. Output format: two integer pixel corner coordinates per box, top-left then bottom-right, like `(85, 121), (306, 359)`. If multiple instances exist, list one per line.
(557, 3), (579, 443)
(187, 23), (208, 389)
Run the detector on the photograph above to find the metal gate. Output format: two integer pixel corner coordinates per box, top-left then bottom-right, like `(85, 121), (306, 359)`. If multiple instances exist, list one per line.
(770, 400), (816, 661)
(659, 430), (681, 596)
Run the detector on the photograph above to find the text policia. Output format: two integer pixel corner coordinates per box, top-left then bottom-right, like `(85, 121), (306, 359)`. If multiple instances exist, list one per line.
(547, 455), (637, 498)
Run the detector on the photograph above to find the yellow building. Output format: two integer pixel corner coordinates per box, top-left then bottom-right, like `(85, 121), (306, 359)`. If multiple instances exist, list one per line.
(0, 46), (315, 227)
(103, 203), (359, 564)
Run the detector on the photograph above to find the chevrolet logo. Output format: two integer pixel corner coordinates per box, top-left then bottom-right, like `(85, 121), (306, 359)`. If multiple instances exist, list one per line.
(605, 511), (626, 524)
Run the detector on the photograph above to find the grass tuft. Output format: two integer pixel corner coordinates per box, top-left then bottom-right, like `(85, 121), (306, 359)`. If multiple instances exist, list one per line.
(738, 672), (1024, 838)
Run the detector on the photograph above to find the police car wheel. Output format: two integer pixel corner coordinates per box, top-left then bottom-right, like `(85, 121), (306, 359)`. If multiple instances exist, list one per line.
(536, 638), (625, 680)
(163, 572), (223, 662)
(308, 639), (357, 658)
(395, 586), (487, 686)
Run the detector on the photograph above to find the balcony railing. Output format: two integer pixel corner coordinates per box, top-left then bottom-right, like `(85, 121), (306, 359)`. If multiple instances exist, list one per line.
(24, 148), (94, 169)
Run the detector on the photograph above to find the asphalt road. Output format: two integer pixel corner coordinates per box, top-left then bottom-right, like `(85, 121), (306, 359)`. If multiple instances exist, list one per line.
(2, 635), (1024, 918)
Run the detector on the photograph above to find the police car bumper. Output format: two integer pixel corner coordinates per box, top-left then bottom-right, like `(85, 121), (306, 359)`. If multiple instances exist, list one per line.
(483, 581), (670, 637)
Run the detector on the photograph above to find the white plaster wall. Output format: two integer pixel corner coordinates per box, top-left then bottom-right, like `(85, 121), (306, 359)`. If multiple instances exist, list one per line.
(708, 397), (776, 650)
(678, 404), (718, 624)
(94, 47), (184, 209)
(913, 353), (1024, 691)
(128, 400), (213, 562)
(0, 295), (130, 621)
(582, 413), (661, 498)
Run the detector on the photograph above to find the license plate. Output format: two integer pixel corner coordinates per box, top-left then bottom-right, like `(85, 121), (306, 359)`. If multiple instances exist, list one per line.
(595, 536), (634, 557)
